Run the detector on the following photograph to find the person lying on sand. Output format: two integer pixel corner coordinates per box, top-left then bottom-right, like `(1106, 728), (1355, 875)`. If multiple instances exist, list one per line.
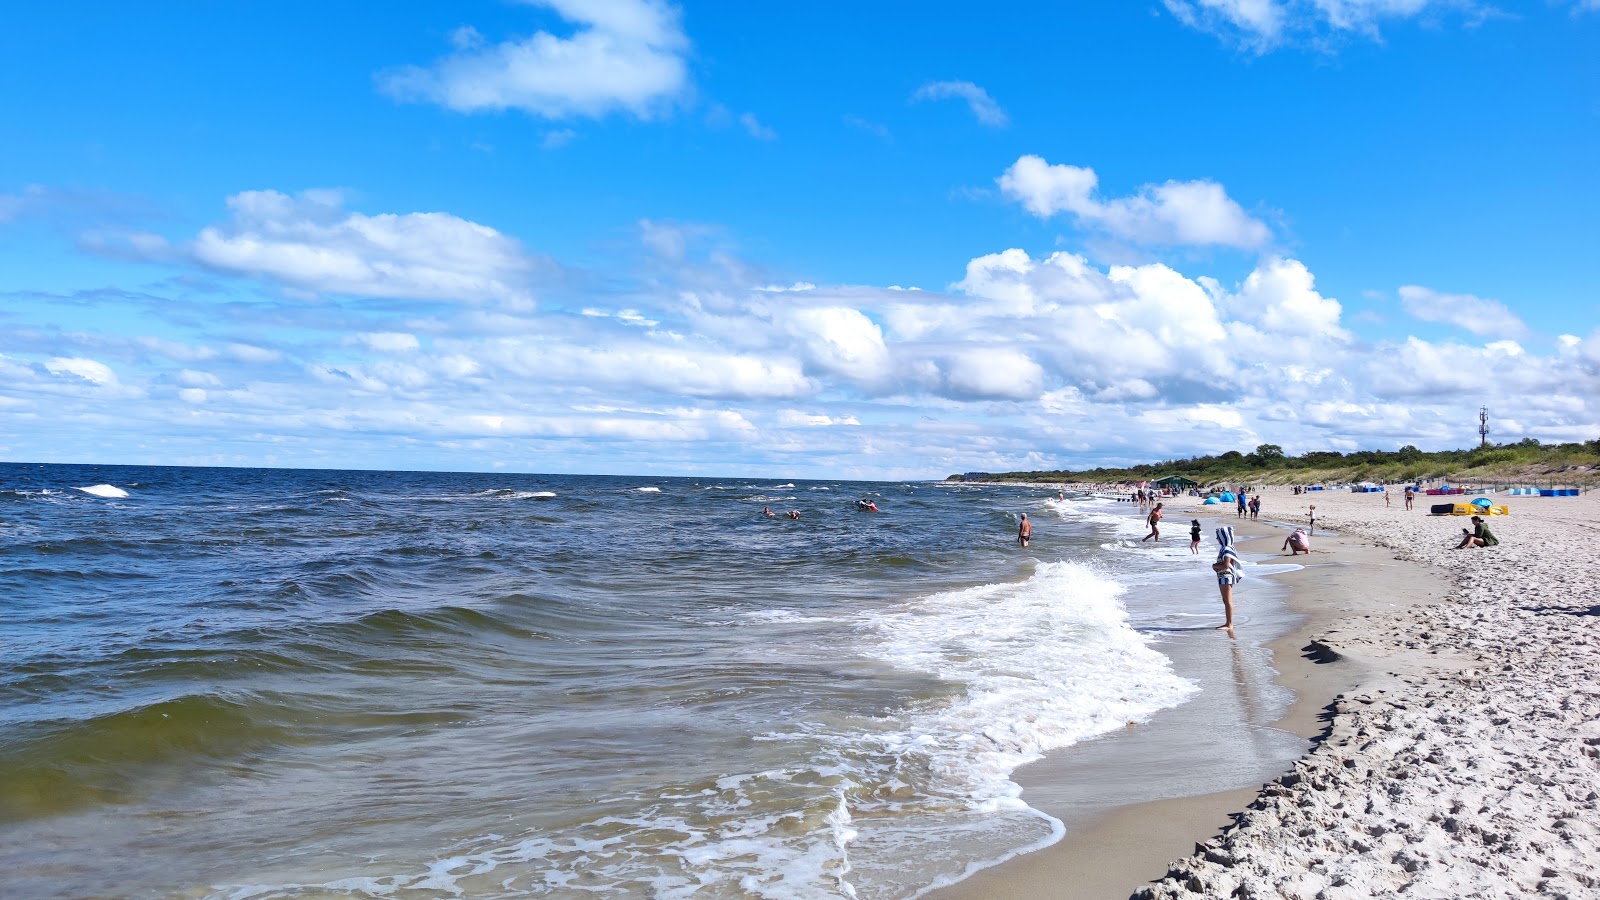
(1455, 515), (1499, 549)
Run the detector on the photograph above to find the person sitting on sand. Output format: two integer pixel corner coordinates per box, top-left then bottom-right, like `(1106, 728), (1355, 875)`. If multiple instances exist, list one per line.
(1189, 519), (1202, 554)
(1212, 525), (1243, 630)
(1455, 515), (1499, 549)
(1141, 502), (1163, 542)
(1283, 528), (1310, 555)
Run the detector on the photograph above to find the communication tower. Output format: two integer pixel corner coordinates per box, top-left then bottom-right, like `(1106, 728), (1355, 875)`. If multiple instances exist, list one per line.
(1478, 407), (1490, 448)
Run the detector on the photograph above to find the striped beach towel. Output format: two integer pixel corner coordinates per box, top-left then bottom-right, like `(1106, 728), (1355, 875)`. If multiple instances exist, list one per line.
(1216, 525), (1243, 579)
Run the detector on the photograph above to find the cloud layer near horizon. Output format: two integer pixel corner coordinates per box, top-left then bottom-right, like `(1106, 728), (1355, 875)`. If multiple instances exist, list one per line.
(4, 183), (1597, 479)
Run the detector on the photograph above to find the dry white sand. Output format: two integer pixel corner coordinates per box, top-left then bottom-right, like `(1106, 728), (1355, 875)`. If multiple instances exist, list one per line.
(1130, 486), (1600, 898)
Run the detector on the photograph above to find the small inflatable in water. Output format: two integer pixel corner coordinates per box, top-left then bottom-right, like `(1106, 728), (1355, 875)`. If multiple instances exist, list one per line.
(77, 484), (130, 499)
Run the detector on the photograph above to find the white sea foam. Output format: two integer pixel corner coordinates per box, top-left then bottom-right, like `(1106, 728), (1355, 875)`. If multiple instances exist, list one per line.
(635, 487), (662, 493)
(76, 484), (129, 499)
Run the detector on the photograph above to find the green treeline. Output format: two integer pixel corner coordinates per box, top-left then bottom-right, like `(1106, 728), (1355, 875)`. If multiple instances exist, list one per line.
(954, 438), (1600, 487)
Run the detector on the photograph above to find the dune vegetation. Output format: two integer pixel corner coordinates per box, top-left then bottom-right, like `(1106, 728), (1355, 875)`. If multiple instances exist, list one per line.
(954, 439), (1600, 489)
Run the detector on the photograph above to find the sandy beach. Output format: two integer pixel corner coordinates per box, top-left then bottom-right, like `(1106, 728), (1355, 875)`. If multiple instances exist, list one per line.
(937, 484), (1600, 899)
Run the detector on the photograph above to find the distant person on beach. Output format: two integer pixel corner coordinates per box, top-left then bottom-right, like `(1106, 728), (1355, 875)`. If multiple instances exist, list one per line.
(1212, 525), (1243, 630)
(1404, 487), (1415, 511)
(1189, 519), (1202, 554)
(1283, 528), (1310, 555)
(1249, 495), (1261, 520)
(1385, 491), (1391, 508)
(1455, 515), (1499, 549)
(1308, 504), (1318, 535)
(1142, 503), (1163, 542)
(1018, 513), (1032, 548)
(1237, 493), (1247, 518)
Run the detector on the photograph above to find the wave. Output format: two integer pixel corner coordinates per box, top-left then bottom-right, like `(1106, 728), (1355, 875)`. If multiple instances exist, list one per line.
(634, 487), (662, 493)
(75, 484), (129, 499)
(468, 489), (557, 500)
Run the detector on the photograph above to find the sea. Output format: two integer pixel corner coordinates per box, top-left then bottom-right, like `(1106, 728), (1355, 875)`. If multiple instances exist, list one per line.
(0, 463), (1305, 899)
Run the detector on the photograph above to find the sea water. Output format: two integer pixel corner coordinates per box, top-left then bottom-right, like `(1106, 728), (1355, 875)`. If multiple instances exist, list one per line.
(0, 465), (1290, 898)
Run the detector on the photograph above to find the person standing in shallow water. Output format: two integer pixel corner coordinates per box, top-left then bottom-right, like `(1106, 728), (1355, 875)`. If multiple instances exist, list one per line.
(1189, 519), (1202, 554)
(1212, 525), (1243, 630)
(1017, 513), (1032, 547)
(1141, 502), (1163, 542)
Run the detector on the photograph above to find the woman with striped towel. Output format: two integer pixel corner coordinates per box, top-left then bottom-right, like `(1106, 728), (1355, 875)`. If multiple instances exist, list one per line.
(1212, 525), (1243, 631)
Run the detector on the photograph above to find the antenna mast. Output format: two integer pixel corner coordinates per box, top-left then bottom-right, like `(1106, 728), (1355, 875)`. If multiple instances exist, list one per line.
(1478, 407), (1490, 448)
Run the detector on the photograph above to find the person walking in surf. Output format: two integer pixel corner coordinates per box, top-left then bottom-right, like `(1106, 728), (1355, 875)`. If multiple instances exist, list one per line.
(1141, 502), (1163, 542)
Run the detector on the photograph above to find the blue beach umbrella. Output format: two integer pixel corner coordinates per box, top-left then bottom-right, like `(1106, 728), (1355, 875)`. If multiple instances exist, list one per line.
(1472, 497), (1492, 508)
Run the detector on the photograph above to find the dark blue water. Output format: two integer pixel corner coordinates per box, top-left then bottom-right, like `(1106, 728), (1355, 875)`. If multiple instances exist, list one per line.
(0, 463), (1220, 898)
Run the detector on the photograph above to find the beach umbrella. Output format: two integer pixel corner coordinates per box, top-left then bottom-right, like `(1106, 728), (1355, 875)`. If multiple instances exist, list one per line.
(1472, 497), (1492, 508)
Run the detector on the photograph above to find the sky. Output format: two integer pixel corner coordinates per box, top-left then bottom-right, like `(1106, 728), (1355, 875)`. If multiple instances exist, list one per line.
(2, 0), (1598, 479)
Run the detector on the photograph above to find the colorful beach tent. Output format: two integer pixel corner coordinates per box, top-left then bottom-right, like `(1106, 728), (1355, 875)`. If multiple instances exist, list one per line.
(1203, 497), (1220, 504)
(1219, 492), (1237, 502)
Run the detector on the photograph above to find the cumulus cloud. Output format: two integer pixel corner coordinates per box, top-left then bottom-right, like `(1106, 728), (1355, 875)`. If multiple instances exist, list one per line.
(379, 0), (690, 120)
(7, 179), (1595, 477)
(182, 190), (536, 305)
(998, 155), (1272, 249)
(910, 81), (1010, 128)
(1398, 285), (1528, 337)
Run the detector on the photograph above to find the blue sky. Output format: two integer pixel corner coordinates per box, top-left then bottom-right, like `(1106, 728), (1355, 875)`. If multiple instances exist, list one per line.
(2, 0), (1597, 478)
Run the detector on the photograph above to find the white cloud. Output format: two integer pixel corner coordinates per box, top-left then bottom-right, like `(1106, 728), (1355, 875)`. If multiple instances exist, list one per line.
(541, 128), (578, 149)
(177, 369), (221, 387)
(178, 388), (208, 404)
(740, 113), (777, 141)
(783, 307), (893, 387)
(1164, 0), (1494, 48)
(1398, 285), (1528, 337)
(224, 343), (283, 364)
(44, 356), (118, 385)
(910, 81), (1010, 128)
(359, 332), (423, 353)
(941, 349), (1046, 400)
(379, 0), (690, 120)
(189, 190), (535, 305)
(998, 155), (1272, 249)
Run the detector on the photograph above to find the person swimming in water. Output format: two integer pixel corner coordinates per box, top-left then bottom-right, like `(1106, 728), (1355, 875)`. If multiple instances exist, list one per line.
(763, 506), (776, 517)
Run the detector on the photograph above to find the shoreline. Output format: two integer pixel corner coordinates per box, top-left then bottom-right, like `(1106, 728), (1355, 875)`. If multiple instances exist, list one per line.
(932, 489), (1459, 899)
